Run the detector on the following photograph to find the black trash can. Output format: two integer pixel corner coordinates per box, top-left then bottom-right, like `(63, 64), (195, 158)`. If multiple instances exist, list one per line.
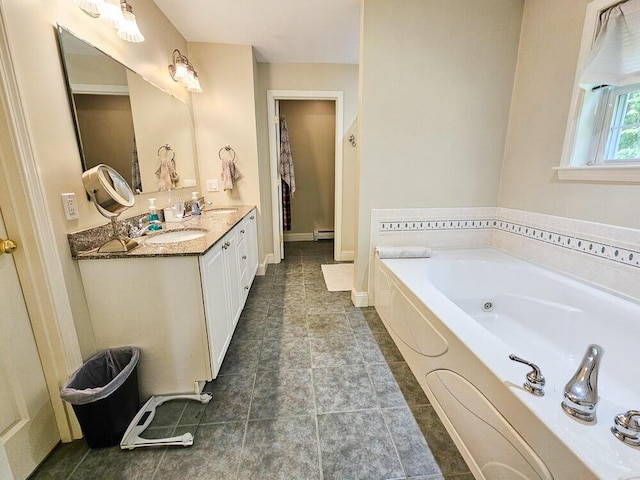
(61, 346), (140, 448)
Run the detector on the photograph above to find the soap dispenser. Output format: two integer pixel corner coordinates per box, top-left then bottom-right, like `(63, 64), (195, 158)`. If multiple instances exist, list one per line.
(148, 198), (162, 231)
(191, 192), (201, 216)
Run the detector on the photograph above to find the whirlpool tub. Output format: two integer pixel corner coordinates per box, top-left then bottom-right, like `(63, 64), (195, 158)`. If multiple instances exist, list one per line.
(373, 248), (640, 480)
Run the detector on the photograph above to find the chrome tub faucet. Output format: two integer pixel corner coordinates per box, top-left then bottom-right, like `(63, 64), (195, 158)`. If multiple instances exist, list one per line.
(561, 344), (604, 422)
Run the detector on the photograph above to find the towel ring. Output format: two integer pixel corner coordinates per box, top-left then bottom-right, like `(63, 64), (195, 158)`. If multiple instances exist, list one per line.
(157, 144), (175, 161)
(218, 145), (236, 162)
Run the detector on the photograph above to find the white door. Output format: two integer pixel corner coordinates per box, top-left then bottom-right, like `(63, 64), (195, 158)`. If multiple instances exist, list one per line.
(275, 100), (285, 260)
(0, 208), (58, 479)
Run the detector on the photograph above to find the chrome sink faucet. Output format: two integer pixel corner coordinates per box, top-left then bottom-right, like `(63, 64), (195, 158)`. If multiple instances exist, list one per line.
(509, 354), (546, 396)
(561, 344), (604, 422)
(126, 218), (161, 238)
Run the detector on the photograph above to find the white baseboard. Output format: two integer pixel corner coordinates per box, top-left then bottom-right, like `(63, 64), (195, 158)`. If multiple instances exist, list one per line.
(258, 254), (275, 275)
(284, 233), (314, 242)
(351, 290), (369, 307)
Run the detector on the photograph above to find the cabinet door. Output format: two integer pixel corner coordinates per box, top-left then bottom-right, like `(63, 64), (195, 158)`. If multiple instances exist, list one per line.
(200, 241), (232, 378)
(246, 210), (259, 281)
(223, 229), (242, 329)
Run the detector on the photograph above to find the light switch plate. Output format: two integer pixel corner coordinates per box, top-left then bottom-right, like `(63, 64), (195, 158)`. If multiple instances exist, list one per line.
(61, 193), (79, 220)
(206, 179), (219, 192)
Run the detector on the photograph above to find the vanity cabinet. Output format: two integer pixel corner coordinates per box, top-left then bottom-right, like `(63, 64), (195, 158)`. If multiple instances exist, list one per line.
(77, 208), (258, 399)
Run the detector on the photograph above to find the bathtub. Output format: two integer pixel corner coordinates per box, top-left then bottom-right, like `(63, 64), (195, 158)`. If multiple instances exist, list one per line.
(373, 248), (640, 480)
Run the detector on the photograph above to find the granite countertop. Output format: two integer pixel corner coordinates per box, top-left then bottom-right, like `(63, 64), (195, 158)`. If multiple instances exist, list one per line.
(72, 205), (255, 260)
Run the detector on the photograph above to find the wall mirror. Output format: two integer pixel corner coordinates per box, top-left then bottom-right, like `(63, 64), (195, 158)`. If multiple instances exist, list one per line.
(57, 25), (198, 194)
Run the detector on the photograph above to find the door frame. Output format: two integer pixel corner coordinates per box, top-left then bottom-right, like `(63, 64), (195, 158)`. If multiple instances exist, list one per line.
(267, 90), (344, 262)
(0, 8), (83, 444)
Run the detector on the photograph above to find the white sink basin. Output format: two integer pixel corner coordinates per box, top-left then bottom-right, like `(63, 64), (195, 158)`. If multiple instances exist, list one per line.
(208, 208), (237, 214)
(145, 229), (207, 244)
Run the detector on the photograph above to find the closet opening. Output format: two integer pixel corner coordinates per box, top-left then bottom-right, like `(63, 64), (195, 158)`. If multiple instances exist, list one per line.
(267, 90), (344, 263)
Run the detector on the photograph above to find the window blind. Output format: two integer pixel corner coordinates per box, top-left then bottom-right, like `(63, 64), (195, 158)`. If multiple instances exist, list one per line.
(580, 0), (640, 88)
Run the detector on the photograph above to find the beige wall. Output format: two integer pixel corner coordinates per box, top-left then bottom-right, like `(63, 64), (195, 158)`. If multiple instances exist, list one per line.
(1, 0), (189, 358)
(497, 0), (640, 229)
(255, 63), (359, 259)
(188, 42), (264, 256)
(355, 0), (524, 294)
(280, 100), (336, 237)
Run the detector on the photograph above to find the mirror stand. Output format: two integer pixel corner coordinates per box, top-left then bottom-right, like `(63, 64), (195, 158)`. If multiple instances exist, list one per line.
(99, 216), (138, 253)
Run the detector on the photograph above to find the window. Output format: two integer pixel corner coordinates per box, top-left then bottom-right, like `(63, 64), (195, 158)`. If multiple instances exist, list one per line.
(558, 0), (640, 182)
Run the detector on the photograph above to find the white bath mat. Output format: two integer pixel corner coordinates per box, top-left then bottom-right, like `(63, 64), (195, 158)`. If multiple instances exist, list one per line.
(321, 263), (354, 292)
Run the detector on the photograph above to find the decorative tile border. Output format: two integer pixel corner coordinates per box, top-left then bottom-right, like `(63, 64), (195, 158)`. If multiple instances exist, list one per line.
(493, 219), (640, 269)
(375, 212), (640, 269)
(379, 219), (493, 231)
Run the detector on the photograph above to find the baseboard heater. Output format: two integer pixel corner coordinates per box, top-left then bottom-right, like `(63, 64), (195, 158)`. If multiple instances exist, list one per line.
(313, 229), (334, 241)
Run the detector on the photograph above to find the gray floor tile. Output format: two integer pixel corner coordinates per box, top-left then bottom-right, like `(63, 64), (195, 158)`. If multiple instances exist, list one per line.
(372, 330), (406, 363)
(345, 310), (373, 335)
(259, 337), (312, 371)
(250, 369), (315, 419)
(317, 410), (404, 480)
(232, 315), (267, 342)
(313, 364), (378, 413)
(218, 339), (262, 375)
(68, 441), (166, 480)
(154, 423), (244, 479)
(263, 313), (309, 339)
(383, 407), (441, 477)
(29, 441), (89, 480)
(363, 308), (387, 332)
(310, 335), (364, 367)
(367, 363), (408, 408)
(201, 374), (254, 424)
(238, 416), (321, 479)
(307, 312), (352, 337)
(411, 405), (469, 476)
(354, 333), (387, 364)
(389, 362), (429, 406)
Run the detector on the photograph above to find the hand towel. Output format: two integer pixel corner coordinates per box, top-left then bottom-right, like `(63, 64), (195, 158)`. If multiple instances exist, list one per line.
(375, 246), (432, 259)
(221, 159), (243, 191)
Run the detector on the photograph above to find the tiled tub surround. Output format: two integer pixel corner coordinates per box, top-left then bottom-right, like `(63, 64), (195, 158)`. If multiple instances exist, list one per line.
(68, 205), (255, 258)
(31, 241), (472, 480)
(369, 207), (640, 302)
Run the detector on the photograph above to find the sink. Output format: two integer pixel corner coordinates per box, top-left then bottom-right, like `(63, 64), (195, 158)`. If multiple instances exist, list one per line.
(208, 208), (237, 214)
(145, 229), (207, 244)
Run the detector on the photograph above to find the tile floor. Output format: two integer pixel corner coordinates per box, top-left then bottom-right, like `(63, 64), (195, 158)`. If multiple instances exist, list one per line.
(30, 241), (472, 480)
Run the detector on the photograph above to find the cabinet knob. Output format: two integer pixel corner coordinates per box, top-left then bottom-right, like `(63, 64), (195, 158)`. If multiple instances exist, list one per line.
(244, 285), (249, 290)
(225, 241), (230, 247)
(240, 229), (245, 234)
(242, 255), (247, 260)
(250, 215), (255, 220)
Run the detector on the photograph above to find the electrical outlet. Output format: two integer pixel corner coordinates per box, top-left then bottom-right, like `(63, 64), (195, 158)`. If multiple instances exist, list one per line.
(61, 193), (79, 220)
(206, 179), (219, 192)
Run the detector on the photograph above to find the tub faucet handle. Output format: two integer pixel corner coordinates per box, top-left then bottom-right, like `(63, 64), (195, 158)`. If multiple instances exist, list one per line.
(611, 410), (640, 447)
(508, 354), (545, 396)
(561, 344), (603, 423)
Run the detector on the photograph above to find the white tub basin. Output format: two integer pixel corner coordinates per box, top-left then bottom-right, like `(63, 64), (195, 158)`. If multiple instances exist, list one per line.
(145, 230), (206, 244)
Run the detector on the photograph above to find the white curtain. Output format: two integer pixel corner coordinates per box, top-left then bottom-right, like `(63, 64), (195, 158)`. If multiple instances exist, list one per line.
(580, 0), (640, 88)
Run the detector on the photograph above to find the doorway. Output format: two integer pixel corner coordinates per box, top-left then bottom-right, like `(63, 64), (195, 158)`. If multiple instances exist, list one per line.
(267, 90), (344, 263)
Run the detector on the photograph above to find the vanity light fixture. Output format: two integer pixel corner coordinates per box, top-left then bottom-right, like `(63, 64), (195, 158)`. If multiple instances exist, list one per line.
(168, 49), (202, 93)
(73, 0), (144, 43)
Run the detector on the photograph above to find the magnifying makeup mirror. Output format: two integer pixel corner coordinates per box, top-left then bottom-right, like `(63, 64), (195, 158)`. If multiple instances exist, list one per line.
(82, 164), (138, 253)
